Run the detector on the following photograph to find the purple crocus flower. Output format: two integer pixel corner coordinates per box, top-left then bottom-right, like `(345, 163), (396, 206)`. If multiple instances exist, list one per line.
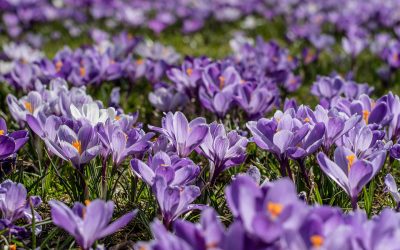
(135, 220), (192, 250)
(97, 121), (154, 166)
(247, 109), (309, 177)
(131, 151), (200, 187)
(197, 122), (248, 184)
(50, 199), (137, 250)
(233, 81), (278, 120)
(317, 147), (386, 209)
(311, 76), (343, 109)
(385, 174), (400, 210)
(47, 124), (102, 169)
(148, 86), (189, 112)
(0, 180), (42, 237)
(149, 112), (209, 157)
(199, 64), (241, 117)
(225, 176), (307, 244)
(153, 176), (202, 228)
(0, 118), (29, 160)
(7, 91), (45, 124)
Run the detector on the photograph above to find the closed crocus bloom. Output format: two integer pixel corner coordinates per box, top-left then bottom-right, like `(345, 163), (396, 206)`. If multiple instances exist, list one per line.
(149, 111), (209, 157)
(317, 146), (386, 209)
(50, 199), (137, 250)
(311, 76), (343, 109)
(148, 86), (188, 112)
(0, 118), (29, 160)
(131, 151), (199, 187)
(385, 174), (400, 209)
(198, 122), (248, 183)
(234, 82), (278, 120)
(48, 124), (102, 169)
(153, 176), (202, 228)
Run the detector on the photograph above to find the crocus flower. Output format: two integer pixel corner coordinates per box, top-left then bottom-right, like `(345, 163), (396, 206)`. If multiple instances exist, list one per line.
(385, 174), (400, 210)
(148, 86), (188, 112)
(131, 151), (199, 187)
(153, 176), (202, 228)
(317, 147), (386, 209)
(50, 199), (137, 250)
(47, 124), (102, 169)
(97, 121), (154, 166)
(70, 102), (117, 126)
(149, 111), (209, 157)
(198, 122), (248, 183)
(0, 118), (29, 160)
(7, 91), (45, 124)
(225, 176), (307, 244)
(247, 109), (309, 177)
(0, 180), (42, 237)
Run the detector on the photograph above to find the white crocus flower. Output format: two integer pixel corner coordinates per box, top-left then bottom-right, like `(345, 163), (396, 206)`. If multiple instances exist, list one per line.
(70, 102), (116, 126)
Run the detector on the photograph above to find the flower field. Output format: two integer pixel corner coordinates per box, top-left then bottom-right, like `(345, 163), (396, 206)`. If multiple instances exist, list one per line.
(2, 0), (400, 249)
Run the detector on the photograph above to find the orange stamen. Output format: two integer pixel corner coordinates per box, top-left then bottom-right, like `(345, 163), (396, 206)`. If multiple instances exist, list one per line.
(55, 61), (63, 72)
(72, 140), (82, 155)
(362, 110), (369, 124)
(136, 59), (144, 65)
(0, 130), (4, 136)
(346, 154), (356, 172)
(79, 67), (86, 77)
(186, 68), (193, 76)
(219, 76), (225, 90)
(24, 102), (33, 113)
(310, 235), (324, 248)
(267, 202), (283, 219)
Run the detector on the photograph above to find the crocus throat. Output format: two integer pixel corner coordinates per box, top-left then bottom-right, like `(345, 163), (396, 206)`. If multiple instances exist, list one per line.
(0, 130), (4, 136)
(310, 235), (324, 248)
(24, 101), (33, 113)
(186, 68), (193, 76)
(304, 117), (311, 123)
(362, 110), (369, 124)
(115, 115), (121, 121)
(72, 140), (82, 155)
(136, 59), (144, 65)
(219, 76), (225, 90)
(267, 202), (283, 219)
(346, 154), (356, 172)
(79, 67), (86, 77)
(55, 61), (63, 72)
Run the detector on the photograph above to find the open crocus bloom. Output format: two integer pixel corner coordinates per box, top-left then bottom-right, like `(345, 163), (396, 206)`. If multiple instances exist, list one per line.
(0, 118), (29, 160)
(149, 111), (209, 157)
(47, 124), (102, 168)
(317, 146), (386, 207)
(50, 199), (136, 250)
(70, 102), (117, 126)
